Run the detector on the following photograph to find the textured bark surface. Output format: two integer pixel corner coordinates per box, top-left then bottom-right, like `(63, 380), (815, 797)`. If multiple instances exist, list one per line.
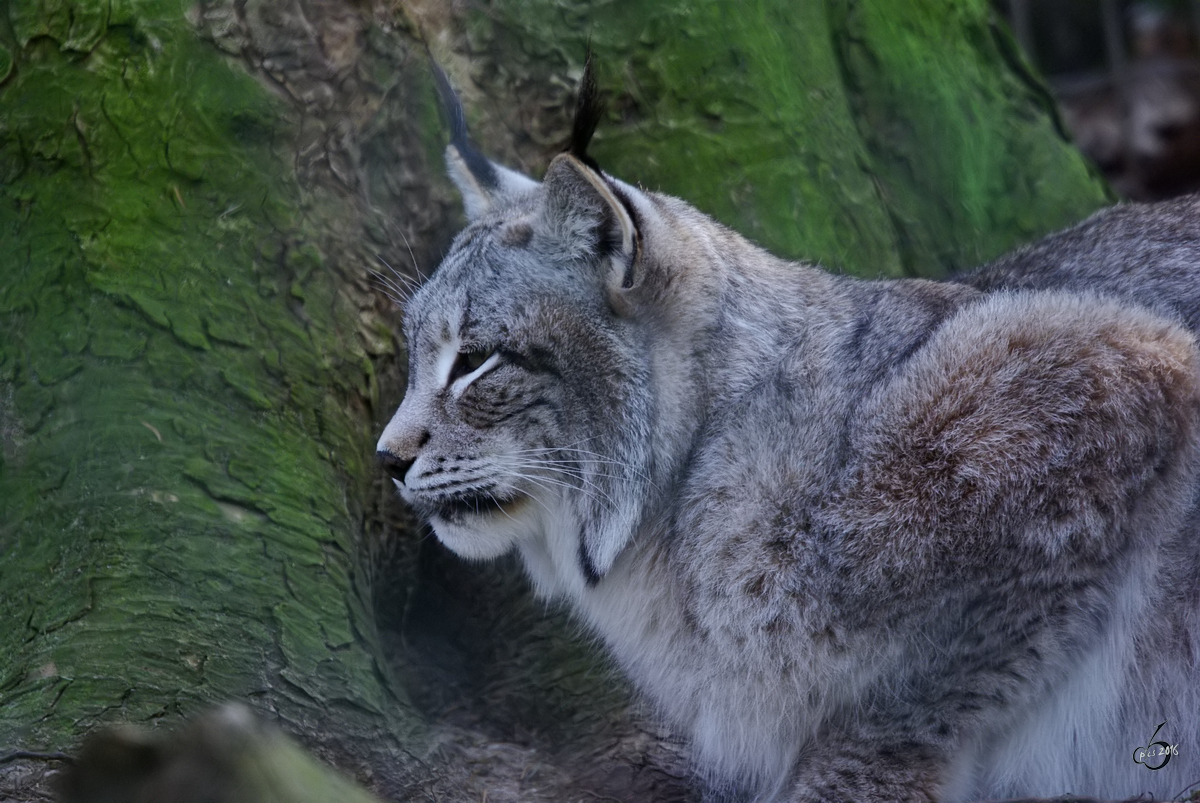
(0, 1), (1114, 802)
(437, 0), (1112, 276)
(0, 0), (430, 798)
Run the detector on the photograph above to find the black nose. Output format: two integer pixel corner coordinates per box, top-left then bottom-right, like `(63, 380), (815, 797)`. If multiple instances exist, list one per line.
(377, 450), (416, 482)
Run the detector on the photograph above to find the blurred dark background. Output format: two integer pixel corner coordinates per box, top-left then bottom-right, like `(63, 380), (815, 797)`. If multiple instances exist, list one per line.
(995, 0), (1200, 199)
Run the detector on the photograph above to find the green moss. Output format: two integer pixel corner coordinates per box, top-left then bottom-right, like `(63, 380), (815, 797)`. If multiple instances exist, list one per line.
(481, 0), (1109, 277)
(826, 0), (1111, 274)
(0, 0), (418, 754)
(122, 291), (172, 329)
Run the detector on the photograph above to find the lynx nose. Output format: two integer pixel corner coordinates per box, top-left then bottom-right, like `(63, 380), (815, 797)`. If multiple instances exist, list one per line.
(377, 449), (417, 483)
(376, 426), (429, 484)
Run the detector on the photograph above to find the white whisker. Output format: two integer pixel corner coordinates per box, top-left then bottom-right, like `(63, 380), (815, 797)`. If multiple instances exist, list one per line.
(385, 219), (426, 282)
(506, 459), (628, 495)
(506, 467), (619, 511)
(507, 446), (656, 486)
(369, 267), (415, 306)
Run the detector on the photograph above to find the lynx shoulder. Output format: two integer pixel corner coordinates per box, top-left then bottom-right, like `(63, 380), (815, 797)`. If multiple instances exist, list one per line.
(377, 64), (1200, 802)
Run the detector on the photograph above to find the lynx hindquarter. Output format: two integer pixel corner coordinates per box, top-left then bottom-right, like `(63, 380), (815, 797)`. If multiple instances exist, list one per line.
(377, 63), (1200, 802)
(776, 292), (1200, 801)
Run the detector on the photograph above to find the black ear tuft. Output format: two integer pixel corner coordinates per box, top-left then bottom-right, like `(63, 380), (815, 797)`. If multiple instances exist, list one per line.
(567, 51), (604, 171)
(430, 59), (500, 191)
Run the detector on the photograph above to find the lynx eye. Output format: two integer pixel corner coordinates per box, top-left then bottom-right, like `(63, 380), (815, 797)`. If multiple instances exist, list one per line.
(450, 348), (494, 382)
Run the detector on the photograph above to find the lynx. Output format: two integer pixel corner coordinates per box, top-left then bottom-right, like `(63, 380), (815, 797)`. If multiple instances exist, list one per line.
(377, 64), (1200, 802)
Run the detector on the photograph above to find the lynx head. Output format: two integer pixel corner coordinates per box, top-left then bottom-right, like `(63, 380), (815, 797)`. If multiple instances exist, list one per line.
(377, 61), (691, 592)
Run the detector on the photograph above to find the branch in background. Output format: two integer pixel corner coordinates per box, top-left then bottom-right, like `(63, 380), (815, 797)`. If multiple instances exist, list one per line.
(57, 705), (382, 803)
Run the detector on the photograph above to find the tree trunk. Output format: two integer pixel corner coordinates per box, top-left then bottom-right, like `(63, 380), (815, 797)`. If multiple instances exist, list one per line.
(0, 0), (435, 796)
(0, 1), (1111, 802)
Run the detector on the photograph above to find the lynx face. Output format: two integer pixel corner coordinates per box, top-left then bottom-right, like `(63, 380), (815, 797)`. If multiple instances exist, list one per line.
(376, 150), (658, 588)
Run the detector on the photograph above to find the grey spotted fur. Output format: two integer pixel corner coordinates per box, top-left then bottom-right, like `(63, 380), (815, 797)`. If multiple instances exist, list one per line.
(377, 84), (1200, 802)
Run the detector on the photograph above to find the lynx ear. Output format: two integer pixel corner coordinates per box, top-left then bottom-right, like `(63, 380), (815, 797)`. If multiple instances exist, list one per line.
(539, 52), (644, 313)
(542, 154), (642, 310)
(446, 145), (539, 220)
(432, 61), (538, 219)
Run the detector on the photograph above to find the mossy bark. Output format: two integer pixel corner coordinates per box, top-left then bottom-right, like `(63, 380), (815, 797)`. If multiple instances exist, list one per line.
(0, 0), (428, 794)
(1, 0), (1113, 801)
(442, 0), (1111, 277)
